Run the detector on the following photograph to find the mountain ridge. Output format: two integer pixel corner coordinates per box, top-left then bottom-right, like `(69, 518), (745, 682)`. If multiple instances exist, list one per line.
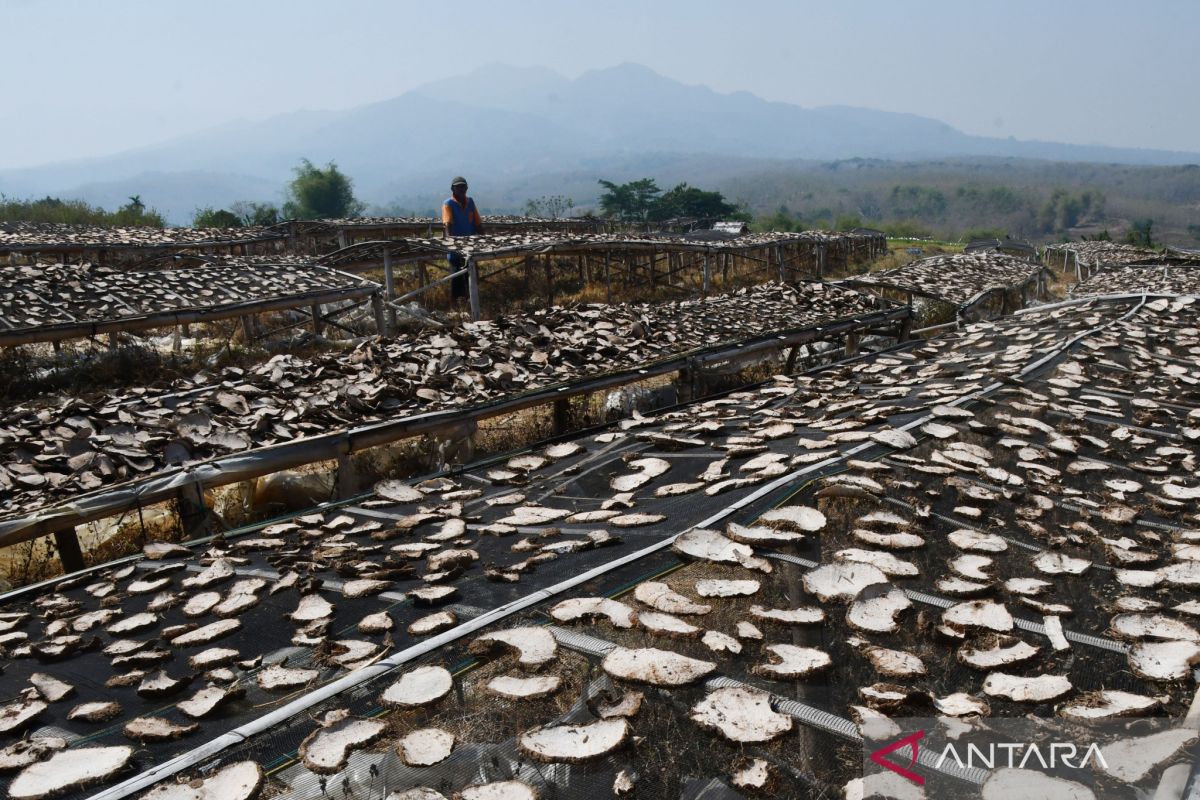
(2, 62), (1196, 223)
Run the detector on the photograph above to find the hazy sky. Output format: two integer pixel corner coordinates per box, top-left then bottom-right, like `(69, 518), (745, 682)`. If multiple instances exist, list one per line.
(2, 0), (1195, 169)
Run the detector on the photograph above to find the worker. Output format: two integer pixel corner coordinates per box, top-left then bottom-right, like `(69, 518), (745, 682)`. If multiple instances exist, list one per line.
(442, 176), (484, 303)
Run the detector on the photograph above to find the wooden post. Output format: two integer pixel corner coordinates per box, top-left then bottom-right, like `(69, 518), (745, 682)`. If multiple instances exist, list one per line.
(649, 250), (657, 287)
(383, 251), (397, 332)
(241, 315), (256, 343)
(544, 254), (554, 306)
(845, 331), (861, 357)
(467, 259), (481, 321)
(776, 245), (785, 283)
(176, 482), (210, 538)
(703, 254), (711, 297)
(371, 293), (387, 335)
(783, 346), (799, 373)
(336, 452), (357, 499)
(310, 304), (324, 336)
(53, 528), (85, 574)
(337, 230), (348, 250)
(605, 251), (612, 304)
(553, 398), (570, 435)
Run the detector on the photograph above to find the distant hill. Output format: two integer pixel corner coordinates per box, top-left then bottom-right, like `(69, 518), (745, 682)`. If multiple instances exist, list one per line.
(1, 63), (1197, 223)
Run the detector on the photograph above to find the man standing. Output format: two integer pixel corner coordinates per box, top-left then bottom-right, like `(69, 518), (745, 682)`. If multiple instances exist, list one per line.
(442, 176), (484, 303)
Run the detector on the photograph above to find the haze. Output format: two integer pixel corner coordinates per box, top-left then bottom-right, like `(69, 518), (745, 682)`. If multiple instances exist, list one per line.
(1, 0), (1196, 170)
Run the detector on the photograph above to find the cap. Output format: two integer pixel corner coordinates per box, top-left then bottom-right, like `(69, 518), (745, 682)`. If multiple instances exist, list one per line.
(451, 176), (468, 188)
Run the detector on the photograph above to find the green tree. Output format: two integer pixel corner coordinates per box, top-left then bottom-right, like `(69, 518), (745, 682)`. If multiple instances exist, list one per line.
(523, 195), (575, 219)
(834, 213), (864, 231)
(960, 227), (1008, 241)
(888, 185), (948, 220)
(282, 159), (366, 220)
(597, 178), (662, 222)
(0, 195), (165, 226)
(650, 183), (741, 221)
(882, 220), (933, 239)
(110, 196), (167, 227)
(1037, 188), (1105, 233)
(956, 184), (1026, 215)
(1125, 219), (1154, 248)
(229, 201), (281, 226)
(192, 207), (243, 228)
(755, 207), (799, 232)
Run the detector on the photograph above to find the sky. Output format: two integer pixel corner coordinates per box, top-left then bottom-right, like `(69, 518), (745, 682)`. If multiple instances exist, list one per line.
(1, 0), (1196, 169)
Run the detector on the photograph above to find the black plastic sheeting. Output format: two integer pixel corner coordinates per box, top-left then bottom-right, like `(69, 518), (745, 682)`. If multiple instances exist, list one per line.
(5, 295), (1199, 799)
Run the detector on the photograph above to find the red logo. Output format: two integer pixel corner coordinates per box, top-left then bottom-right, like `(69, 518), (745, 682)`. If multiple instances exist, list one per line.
(870, 730), (925, 785)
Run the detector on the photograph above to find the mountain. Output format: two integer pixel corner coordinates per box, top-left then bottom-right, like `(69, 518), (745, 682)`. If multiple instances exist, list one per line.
(2, 63), (1196, 223)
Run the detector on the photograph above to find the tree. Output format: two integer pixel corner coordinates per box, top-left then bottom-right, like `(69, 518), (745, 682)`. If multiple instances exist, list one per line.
(282, 159), (366, 220)
(755, 207), (799, 233)
(1038, 188), (1105, 233)
(1125, 219), (1154, 248)
(960, 227), (1008, 241)
(192, 207), (243, 228)
(597, 178), (661, 222)
(888, 185), (947, 220)
(229, 201), (281, 226)
(834, 213), (865, 232)
(523, 195), (575, 219)
(650, 183), (741, 221)
(110, 195), (167, 227)
(0, 194), (163, 227)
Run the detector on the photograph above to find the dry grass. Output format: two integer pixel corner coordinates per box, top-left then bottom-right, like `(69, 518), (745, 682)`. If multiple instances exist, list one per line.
(827, 241), (963, 280)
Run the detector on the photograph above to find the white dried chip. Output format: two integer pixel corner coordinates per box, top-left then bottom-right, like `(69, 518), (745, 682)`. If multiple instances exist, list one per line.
(299, 718), (386, 774)
(601, 647), (715, 686)
(982, 672), (1072, 702)
(694, 579), (759, 597)
(380, 666), (453, 708)
(754, 644), (831, 679)
(690, 687), (793, 742)
(549, 597), (637, 628)
(396, 728), (455, 767)
(518, 718), (629, 763)
(634, 582), (711, 615)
